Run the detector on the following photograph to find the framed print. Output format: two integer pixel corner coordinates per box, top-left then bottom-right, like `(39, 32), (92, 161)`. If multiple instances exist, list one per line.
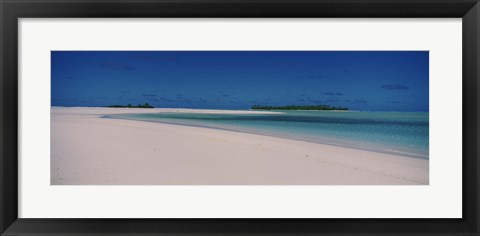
(1, 0), (479, 235)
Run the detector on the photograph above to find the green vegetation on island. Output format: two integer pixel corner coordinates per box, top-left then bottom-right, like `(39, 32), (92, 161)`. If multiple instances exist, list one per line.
(106, 103), (154, 108)
(251, 104), (348, 111)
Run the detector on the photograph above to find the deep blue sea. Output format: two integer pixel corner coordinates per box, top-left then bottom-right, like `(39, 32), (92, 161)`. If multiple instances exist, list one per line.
(106, 110), (429, 159)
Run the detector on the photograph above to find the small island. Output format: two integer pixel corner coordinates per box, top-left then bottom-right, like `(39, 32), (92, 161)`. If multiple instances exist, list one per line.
(251, 104), (348, 111)
(106, 103), (154, 108)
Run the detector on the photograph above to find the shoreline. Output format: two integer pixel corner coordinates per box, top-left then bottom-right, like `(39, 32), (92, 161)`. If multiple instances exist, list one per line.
(51, 107), (429, 185)
(104, 115), (428, 160)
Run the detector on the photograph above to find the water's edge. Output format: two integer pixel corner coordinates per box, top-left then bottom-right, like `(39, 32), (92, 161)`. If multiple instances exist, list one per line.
(102, 113), (429, 160)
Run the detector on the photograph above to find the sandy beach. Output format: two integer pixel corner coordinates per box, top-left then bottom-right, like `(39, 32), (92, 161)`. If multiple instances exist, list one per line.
(51, 107), (429, 185)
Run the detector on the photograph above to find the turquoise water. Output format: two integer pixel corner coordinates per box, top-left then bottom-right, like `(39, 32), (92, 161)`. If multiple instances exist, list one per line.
(106, 111), (429, 159)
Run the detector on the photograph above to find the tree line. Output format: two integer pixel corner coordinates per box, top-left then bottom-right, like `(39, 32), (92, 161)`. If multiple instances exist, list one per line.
(106, 103), (154, 108)
(251, 104), (348, 111)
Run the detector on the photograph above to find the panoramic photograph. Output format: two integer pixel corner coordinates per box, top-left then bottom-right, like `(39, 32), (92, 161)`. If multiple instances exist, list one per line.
(51, 51), (429, 185)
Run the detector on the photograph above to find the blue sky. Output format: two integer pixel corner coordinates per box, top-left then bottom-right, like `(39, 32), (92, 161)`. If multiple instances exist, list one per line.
(51, 51), (428, 111)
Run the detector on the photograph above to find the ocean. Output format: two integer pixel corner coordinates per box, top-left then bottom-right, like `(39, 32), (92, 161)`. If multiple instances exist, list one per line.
(106, 110), (429, 159)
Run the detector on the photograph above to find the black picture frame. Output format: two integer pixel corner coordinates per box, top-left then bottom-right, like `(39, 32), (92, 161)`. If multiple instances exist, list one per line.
(1, 0), (479, 235)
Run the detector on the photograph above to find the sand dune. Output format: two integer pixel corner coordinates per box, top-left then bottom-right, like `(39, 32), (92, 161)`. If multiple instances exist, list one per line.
(51, 107), (428, 185)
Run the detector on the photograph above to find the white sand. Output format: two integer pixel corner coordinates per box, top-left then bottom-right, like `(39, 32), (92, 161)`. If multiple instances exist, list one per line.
(51, 107), (428, 185)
